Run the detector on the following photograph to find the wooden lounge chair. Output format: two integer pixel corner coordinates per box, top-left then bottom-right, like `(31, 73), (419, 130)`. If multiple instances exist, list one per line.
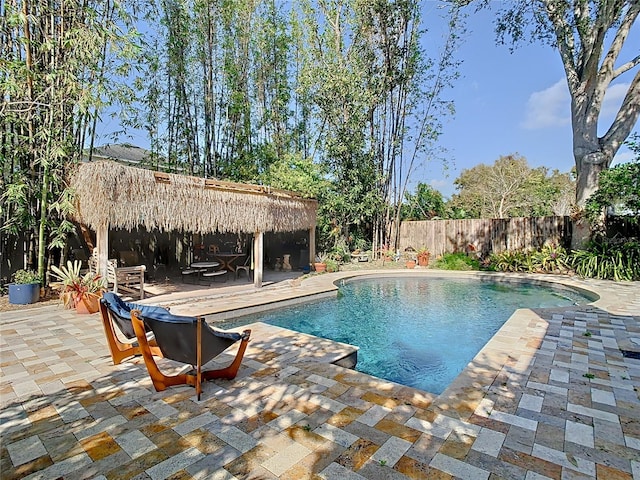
(99, 292), (166, 365)
(130, 309), (251, 400)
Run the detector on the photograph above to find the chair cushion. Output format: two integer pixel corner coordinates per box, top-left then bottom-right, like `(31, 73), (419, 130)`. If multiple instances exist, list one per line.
(101, 291), (169, 319)
(101, 292), (170, 339)
(134, 308), (242, 341)
(133, 310), (243, 365)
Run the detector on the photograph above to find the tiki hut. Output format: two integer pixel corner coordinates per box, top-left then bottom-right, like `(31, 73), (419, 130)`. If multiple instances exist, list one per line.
(69, 160), (318, 287)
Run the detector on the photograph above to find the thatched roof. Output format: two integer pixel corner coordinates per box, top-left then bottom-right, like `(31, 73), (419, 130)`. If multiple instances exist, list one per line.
(70, 160), (317, 234)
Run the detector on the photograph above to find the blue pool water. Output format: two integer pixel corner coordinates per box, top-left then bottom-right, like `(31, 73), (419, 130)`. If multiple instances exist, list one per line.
(221, 277), (591, 394)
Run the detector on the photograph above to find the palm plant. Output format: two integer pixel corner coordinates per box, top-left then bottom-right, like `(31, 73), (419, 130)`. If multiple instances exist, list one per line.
(50, 260), (106, 309)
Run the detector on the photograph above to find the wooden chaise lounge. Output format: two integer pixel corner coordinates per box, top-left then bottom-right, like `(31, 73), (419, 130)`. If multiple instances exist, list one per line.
(99, 292), (166, 365)
(130, 309), (251, 400)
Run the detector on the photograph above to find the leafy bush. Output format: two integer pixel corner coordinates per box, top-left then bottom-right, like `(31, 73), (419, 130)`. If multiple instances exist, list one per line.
(12, 269), (41, 284)
(483, 239), (639, 281)
(584, 157), (640, 231)
(530, 244), (570, 273)
(571, 237), (640, 281)
(325, 258), (339, 272)
(330, 244), (351, 263)
(488, 250), (530, 272)
(433, 252), (480, 270)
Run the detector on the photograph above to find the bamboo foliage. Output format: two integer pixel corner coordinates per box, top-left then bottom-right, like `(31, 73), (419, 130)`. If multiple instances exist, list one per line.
(70, 161), (317, 234)
(297, 0), (463, 254)
(1, 0), (140, 277)
(132, 0), (463, 254)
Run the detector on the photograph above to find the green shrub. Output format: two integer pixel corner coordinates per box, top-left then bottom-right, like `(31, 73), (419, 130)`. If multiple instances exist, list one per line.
(571, 237), (640, 281)
(325, 258), (339, 272)
(469, 239), (640, 280)
(330, 246), (351, 263)
(12, 269), (41, 284)
(489, 244), (571, 274)
(433, 252), (480, 270)
(530, 244), (570, 274)
(488, 250), (530, 272)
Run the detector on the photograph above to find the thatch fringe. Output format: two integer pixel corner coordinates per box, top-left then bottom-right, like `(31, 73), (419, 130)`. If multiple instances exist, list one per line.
(70, 161), (317, 234)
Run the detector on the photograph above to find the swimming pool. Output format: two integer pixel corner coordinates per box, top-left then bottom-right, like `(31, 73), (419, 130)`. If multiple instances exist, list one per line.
(221, 276), (592, 394)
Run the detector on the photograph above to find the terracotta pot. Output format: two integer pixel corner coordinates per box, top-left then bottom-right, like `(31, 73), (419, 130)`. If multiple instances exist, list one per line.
(74, 293), (101, 314)
(314, 262), (327, 273)
(417, 253), (430, 266)
(405, 260), (416, 269)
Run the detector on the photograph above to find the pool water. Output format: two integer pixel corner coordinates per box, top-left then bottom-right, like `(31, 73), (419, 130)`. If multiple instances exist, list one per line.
(221, 277), (591, 394)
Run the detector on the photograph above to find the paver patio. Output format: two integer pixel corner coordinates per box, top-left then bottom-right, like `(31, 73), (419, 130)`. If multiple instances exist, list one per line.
(1, 271), (639, 479)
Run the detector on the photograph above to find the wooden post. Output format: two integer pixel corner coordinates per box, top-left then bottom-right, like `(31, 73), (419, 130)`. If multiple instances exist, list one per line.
(96, 223), (109, 279)
(309, 227), (316, 266)
(253, 231), (263, 288)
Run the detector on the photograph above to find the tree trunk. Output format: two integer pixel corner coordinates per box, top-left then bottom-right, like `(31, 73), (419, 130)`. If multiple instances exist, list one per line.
(575, 151), (609, 206)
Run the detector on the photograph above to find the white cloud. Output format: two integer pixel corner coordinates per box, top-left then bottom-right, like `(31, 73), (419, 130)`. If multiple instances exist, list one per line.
(429, 179), (449, 188)
(522, 79), (570, 129)
(601, 82), (630, 117)
(522, 80), (632, 131)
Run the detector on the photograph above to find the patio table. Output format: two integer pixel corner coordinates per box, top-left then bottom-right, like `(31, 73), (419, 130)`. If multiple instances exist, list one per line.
(190, 261), (220, 273)
(212, 253), (246, 272)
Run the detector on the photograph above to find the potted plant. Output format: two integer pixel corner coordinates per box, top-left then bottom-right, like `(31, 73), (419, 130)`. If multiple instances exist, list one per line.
(325, 258), (339, 273)
(313, 252), (328, 273)
(405, 254), (416, 269)
(8, 269), (41, 305)
(50, 260), (106, 314)
(417, 247), (431, 267)
(401, 247), (416, 269)
(378, 247), (392, 262)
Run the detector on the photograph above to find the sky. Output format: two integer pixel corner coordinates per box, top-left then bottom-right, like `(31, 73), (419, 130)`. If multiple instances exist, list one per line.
(424, 4), (639, 198)
(96, 3), (639, 200)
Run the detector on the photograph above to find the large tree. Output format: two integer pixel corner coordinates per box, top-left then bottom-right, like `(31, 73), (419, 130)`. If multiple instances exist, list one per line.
(449, 154), (575, 218)
(401, 183), (446, 220)
(299, 0), (462, 252)
(470, 0), (639, 206)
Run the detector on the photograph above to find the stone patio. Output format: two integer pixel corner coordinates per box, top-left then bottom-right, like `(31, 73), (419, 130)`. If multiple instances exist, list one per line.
(1, 271), (639, 479)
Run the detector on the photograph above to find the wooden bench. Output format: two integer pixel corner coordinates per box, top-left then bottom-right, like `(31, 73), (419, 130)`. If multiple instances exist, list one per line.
(89, 249), (146, 300)
(181, 268), (206, 283)
(202, 270), (227, 282)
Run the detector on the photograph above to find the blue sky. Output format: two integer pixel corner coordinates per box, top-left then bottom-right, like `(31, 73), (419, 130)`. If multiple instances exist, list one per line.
(425, 5), (639, 198)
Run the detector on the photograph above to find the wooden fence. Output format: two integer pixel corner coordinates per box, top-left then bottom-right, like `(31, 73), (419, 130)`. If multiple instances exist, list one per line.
(396, 216), (573, 257)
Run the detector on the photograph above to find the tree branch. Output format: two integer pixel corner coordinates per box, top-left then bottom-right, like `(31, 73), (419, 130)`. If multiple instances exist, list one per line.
(598, 1), (640, 80)
(600, 68), (640, 158)
(544, 1), (579, 90)
(613, 53), (640, 77)
(574, 0), (597, 76)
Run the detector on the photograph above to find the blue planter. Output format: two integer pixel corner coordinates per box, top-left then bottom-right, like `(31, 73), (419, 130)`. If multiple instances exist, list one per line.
(8, 283), (41, 305)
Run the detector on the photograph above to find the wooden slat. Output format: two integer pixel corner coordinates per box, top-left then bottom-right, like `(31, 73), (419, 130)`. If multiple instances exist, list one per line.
(398, 216), (571, 257)
(152, 172), (311, 201)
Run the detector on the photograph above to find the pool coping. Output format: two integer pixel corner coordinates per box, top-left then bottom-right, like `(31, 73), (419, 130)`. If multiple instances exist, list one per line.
(170, 270), (605, 319)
